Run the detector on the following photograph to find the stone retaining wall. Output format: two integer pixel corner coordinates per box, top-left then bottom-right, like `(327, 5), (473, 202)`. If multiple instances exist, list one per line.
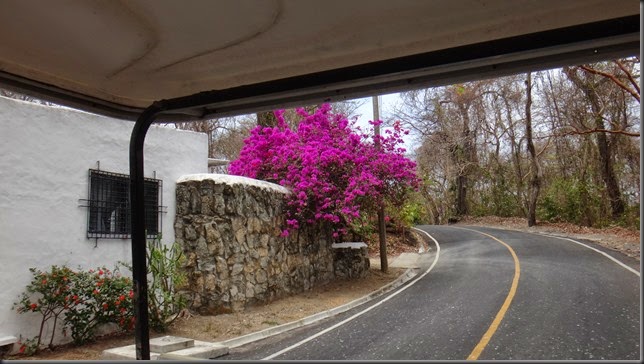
(175, 174), (369, 314)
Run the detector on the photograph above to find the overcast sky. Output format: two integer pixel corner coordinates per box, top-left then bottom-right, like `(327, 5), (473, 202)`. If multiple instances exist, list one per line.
(352, 93), (418, 156)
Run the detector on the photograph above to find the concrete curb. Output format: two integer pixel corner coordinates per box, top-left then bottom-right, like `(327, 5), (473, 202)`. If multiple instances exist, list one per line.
(218, 266), (420, 349)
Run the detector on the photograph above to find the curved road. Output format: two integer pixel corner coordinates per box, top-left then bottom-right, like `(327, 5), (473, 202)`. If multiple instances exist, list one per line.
(220, 225), (640, 360)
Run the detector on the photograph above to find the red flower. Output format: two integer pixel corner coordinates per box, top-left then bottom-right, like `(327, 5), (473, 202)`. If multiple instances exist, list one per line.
(93, 289), (100, 295)
(119, 295), (125, 301)
(19, 344), (26, 354)
(29, 303), (38, 311)
(115, 300), (120, 306)
(129, 290), (134, 298)
(98, 269), (104, 275)
(102, 303), (109, 310)
(41, 279), (47, 285)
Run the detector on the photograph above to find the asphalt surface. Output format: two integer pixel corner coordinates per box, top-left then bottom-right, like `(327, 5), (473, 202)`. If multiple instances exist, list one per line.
(217, 225), (640, 361)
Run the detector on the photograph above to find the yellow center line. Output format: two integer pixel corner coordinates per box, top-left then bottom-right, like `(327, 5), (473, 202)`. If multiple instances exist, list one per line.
(456, 227), (521, 361)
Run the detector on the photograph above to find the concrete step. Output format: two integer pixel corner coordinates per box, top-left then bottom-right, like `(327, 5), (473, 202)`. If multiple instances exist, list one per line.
(150, 336), (194, 353)
(101, 336), (228, 360)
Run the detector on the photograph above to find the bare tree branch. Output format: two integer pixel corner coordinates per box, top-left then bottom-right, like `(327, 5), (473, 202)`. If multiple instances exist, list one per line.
(613, 59), (640, 94)
(579, 64), (640, 102)
(549, 126), (640, 138)
(536, 136), (552, 158)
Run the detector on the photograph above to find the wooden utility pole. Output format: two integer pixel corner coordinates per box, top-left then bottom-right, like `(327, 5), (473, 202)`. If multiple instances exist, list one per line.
(373, 95), (388, 273)
(525, 72), (541, 227)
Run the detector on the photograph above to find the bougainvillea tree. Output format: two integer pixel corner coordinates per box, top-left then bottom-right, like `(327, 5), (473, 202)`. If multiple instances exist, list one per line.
(229, 104), (419, 239)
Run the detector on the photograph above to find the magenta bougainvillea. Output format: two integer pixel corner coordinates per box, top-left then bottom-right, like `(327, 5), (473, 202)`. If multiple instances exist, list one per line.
(229, 104), (419, 238)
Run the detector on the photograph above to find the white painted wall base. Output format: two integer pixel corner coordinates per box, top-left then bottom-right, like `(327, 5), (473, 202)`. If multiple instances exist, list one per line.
(0, 96), (207, 352)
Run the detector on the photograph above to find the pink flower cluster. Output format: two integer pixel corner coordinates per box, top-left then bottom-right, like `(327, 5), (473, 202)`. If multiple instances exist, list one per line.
(229, 104), (419, 237)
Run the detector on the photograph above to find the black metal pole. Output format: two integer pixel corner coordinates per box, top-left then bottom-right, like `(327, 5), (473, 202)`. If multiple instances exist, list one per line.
(129, 102), (165, 360)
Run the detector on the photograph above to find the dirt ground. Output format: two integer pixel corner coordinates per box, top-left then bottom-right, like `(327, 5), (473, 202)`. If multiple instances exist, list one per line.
(8, 220), (638, 360)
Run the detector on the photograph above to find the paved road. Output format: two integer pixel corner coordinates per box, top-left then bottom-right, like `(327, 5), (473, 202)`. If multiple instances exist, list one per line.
(219, 225), (640, 360)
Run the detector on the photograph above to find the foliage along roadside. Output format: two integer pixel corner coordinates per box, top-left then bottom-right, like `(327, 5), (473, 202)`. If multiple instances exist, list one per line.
(12, 238), (186, 355)
(229, 104), (420, 241)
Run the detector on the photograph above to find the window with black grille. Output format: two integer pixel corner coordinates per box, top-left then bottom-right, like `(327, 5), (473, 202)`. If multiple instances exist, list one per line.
(87, 169), (161, 239)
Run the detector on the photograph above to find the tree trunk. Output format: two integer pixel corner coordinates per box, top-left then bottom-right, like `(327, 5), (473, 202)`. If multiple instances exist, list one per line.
(564, 67), (625, 220)
(502, 96), (526, 217)
(455, 174), (468, 216)
(524, 73), (541, 227)
(373, 95), (388, 273)
(257, 111), (278, 127)
(454, 103), (473, 216)
(595, 116), (625, 219)
(377, 208), (388, 273)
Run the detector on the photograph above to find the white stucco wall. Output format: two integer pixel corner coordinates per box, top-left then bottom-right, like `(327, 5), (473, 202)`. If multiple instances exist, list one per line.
(0, 96), (207, 347)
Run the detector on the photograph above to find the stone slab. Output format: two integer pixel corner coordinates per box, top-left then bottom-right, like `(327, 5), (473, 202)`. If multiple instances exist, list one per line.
(149, 335), (194, 353)
(332, 242), (367, 249)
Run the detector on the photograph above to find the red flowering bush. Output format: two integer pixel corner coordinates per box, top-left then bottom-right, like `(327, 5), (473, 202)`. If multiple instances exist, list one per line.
(12, 265), (134, 352)
(12, 266), (75, 353)
(14, 240), (185, 354)
(63, 266), (134, 345)
(229, 104), (419, 239)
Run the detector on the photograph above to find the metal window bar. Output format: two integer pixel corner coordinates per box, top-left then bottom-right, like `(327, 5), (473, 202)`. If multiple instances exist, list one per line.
(82, 169), (163, 239)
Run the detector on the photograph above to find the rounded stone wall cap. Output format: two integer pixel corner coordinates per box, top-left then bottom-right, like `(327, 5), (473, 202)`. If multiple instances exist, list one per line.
(177, 173), (289, 194)
(332, 242), (368, 249)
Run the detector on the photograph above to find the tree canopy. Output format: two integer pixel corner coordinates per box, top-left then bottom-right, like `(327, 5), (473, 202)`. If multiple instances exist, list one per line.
(229, 104), (419, 238)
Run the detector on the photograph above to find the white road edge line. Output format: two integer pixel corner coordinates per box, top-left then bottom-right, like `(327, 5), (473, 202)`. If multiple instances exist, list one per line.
(549, 235), (640, 277)
(261, 227), (441, 360)
(469, 226), (640, 277)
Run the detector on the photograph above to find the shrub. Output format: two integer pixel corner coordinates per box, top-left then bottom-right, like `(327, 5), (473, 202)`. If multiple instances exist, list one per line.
(146, 238), (187, 332)
(63, 266), (134, 345)
(12, 265), (134, 352)
(538, 177), (604, 226)
(12, 266), (76, 351)
(118, 237), (187, 332)
(229, 104), (419, 239)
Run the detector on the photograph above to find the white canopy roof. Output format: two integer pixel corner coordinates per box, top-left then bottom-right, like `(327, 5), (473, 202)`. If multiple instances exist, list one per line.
(0, 0), (639, 120)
